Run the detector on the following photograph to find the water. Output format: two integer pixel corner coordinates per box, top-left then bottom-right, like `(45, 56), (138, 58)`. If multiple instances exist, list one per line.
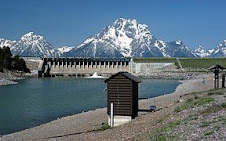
(0, 78), (180, 135)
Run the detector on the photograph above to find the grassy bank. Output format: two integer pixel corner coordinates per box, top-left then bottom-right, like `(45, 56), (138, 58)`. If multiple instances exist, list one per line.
(179, 58), (226, 68)
(147, 88), (226, 140)
(133, 58), (226, 69)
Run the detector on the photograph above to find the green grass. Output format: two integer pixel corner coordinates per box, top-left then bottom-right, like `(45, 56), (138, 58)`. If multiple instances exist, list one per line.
(200, 121), (212, 127)
(184, 115), (199, 122)
(147, 121), (180, 141)
(174, 102), (190, 112)
(96, 123), (111, 131)
(133, 57), (226, 69)
(200, 104), (222, 115)
(208, 91), (225, 95)
(178, 58), (226, 69)
(174, 97), (215, 113)
(133, 58), (177, 63)
(193, 97), (215, 106)
(148, 133), (175, 141)
(157, 121), (181, 132)
(218, 117), (226, 125)
(204, 130), (214, 136)
(214, 125), (220, 131)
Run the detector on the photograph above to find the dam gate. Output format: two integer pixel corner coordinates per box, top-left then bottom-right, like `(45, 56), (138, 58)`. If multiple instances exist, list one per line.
(38, 58), (131, 77)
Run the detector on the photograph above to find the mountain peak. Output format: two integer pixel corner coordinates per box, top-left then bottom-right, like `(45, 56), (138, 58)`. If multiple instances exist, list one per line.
(175, 40), (183, 45)
(20, 32), (44, 41)
(113, 18), (137, 26)
(0, 38), (16, 48)
(111, 18), (149, 33)
(66, 18), (195, 58)
(192, 45), (210, 57)
(24, 32), (34, 36)
(196, 45), (205, 49)
(211, 40), (226, 57)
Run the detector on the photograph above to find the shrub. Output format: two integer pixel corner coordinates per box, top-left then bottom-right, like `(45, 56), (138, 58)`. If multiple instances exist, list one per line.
(147, 121), (180, 141)
(97, 123), (111, 131)
(204, 130), (214, 136)
(200, 104), (222, 115)
(221, 102), (226, 108)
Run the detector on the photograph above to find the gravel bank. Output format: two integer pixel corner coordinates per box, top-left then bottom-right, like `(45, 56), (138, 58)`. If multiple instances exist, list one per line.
(0, 79), (18, 86)
(0, 73), (215, 141)
(0, 72), (18, 86)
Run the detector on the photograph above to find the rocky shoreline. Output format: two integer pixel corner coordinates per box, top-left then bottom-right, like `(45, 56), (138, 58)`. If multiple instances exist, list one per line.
(137, 71), (208, 80)
(0, 71), (37, 86)
(0, 73), (217, 141)
(0, 79), (18, 86)
(0, 72), (19, 86)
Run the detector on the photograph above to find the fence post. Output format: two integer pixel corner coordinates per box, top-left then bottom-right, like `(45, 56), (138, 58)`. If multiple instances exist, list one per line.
(110, 103), (114, 127)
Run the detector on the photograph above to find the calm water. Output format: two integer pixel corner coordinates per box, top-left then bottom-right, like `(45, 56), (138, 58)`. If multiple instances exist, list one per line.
(0, 78), (180, 135)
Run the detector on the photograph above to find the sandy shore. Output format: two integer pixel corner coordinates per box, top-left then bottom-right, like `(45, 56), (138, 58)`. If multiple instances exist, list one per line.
(0, 74), (215, 141)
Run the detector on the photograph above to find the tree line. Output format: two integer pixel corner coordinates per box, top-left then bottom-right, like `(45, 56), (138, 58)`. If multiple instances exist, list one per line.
(0, 46), (30, 73)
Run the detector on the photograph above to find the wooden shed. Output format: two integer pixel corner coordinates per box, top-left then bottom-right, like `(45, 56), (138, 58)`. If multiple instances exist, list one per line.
(104, 72), (141, 119)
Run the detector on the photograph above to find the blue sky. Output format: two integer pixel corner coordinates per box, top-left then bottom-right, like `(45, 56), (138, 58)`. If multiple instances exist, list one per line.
(0, 0), (225, 49)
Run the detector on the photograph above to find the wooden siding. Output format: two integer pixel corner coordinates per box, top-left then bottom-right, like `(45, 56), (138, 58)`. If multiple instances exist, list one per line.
(107, 73), (138, 118)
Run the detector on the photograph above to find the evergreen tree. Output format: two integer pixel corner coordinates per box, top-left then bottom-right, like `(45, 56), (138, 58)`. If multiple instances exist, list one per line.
(0, 48), (3, 72)
(12, 55), (30, 73)
(3, 54), (12, 69)
(0, 46), (30, 73)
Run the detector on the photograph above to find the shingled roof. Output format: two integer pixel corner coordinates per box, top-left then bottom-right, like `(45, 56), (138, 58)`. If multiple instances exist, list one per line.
(104, 72), (141, 83)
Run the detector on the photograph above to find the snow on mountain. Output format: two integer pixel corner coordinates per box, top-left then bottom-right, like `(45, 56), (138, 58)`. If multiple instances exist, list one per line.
(157, 40), (194, 57)
(66, 18), (158, 57)
(56, 46), (74, 56)
(0, 32), (60, 57)
(12, 32), (56, 57)
(2, 18), (224, 58)
(192, 45), (211, 57)
(208, 49), (214, 54)
(57, 46), (73, 53)
(210, 40), (226, 57)
(0, 38), (16, 48)
(65, 18), (194, 58)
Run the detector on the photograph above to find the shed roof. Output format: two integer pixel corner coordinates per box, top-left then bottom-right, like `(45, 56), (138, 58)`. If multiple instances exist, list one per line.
(208, 64), (226, 71)
(104, 72), (141, 83)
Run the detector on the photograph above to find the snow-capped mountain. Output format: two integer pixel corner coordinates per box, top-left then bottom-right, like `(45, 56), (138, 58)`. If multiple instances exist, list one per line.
(65, 18), (194, 58)
(12, 32), (56, 57)
(210, 40), (226, 57)
(56, 46), (74, 56)
(0, 38), (16, 48)
(156, 40), (194, 57)
(192, 45), (211, 57)
(1, 18), (224, 58)
(57, 46), (73, 53)
(0, 32), (59, 57)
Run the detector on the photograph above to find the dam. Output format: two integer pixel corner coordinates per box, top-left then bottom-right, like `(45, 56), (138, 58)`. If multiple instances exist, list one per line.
(23, 57), (177, 78)
(38, 57), (131, 77)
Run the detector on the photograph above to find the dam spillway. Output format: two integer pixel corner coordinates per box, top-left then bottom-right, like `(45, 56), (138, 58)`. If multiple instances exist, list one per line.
(38, 57), (131, 77)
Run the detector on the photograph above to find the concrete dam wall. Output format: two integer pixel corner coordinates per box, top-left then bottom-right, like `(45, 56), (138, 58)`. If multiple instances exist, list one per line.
(22, 57), (43, 74)
(36, 57), (178, 77)
(131, 62), (176, 74)
(39, 58), (131, 77)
